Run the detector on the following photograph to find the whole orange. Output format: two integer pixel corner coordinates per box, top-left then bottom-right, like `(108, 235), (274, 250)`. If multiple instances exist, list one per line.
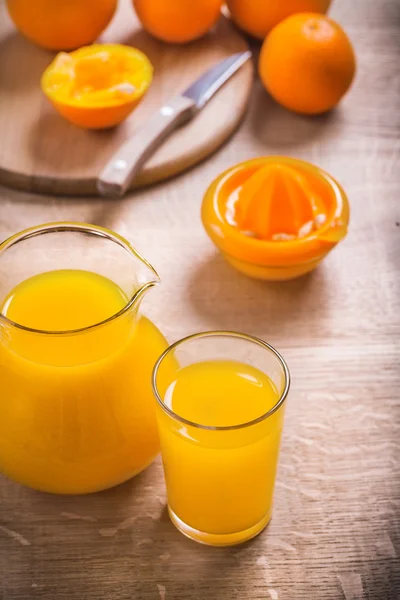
(259, 13), (356, 115)
(6, 0), (117, 51)
(133, 0), (223, 44)
(226, 0), (331, 39)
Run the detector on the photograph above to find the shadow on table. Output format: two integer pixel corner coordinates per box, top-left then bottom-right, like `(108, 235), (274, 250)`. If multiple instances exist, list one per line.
(87, 176), (173, 230)
(1, 459), (266, 598)
(186, 251), (330, 336)
(249, 79), (343, 151)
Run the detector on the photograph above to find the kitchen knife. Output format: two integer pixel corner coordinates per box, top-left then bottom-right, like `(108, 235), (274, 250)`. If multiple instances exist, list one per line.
(97, 51), (252, 197)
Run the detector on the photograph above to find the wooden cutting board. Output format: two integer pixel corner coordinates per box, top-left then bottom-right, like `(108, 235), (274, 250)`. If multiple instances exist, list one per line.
(0, 0), (253, 196)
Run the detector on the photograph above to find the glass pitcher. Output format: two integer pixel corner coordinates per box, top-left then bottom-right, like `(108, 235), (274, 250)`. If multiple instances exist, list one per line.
(0, 222), (169, 494)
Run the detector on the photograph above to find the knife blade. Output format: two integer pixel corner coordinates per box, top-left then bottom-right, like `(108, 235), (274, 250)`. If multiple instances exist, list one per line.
(97, 51), (252, 197)
(183, 51), (252, 110)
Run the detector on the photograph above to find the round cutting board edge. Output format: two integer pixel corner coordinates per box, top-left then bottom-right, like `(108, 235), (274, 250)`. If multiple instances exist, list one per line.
(0, 63), (253, 197)
(0, 1), (254, 197)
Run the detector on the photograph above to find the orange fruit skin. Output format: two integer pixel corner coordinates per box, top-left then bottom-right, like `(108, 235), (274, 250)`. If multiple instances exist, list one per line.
(47, 99), (141, 130)
(133, 0), (223, 44)
(259, 13), (356, 115)
(6, 0), (117, 50)
(227, 0), (331, 39)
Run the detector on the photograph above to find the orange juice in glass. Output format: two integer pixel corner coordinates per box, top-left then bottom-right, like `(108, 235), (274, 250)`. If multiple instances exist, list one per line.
(152, 332), (290, 546)
(0, 222), (171, 494)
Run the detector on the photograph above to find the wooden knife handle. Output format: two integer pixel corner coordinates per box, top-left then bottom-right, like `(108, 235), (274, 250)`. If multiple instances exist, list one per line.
(97, 95), (197, 197)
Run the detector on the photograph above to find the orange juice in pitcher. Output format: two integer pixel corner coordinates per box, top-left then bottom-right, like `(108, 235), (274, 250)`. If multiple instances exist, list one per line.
(0, 222), (171, 494)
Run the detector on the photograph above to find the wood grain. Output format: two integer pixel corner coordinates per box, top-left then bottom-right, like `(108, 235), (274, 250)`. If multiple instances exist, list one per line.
(0, 0), (252, 196)
(0, 0), (399, 598)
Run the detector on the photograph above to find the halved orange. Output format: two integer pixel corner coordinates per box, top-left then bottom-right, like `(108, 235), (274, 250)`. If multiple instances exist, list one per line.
(41, 44), (153, 129)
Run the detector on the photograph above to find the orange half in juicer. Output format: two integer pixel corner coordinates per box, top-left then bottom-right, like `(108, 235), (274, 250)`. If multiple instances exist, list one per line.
(201, 156), (349, 280)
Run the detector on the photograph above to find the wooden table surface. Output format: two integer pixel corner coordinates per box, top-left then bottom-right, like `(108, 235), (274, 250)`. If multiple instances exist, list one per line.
(0, 0), (399, 598)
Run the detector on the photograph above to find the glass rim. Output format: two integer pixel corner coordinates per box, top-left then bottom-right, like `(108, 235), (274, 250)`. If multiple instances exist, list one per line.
(152, 330), (290, 432)
(0, 221), (160, 336)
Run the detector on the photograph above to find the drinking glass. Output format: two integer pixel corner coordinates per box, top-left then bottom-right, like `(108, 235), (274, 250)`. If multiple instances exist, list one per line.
(152, 331), (290, 546)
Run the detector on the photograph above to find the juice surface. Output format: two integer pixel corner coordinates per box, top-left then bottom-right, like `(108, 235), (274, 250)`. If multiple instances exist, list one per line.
(0, 269), (169, 494)
(2, 269), (127, 331)
(157, 360), (285, 544)
(165, 360), (278, 426)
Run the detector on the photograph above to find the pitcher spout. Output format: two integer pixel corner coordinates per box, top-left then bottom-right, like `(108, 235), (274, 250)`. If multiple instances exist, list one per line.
(125, 239), (160, 313)
(131, 258), (160, 310)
